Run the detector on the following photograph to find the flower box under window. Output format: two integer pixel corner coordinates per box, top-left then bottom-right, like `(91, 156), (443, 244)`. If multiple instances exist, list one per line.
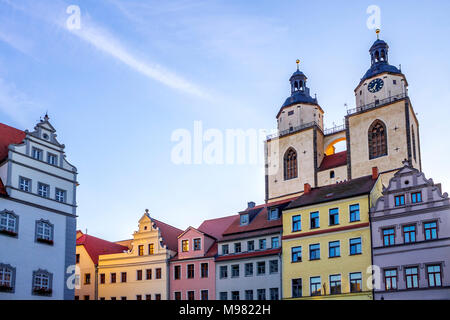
(36, 238), (54, 245)
(0, 229), (18, 237)
(0, 285), (13, 292)
(33, 287), (52, 296)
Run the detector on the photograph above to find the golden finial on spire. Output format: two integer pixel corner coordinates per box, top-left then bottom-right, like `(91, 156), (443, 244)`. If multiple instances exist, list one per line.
(376, 28), (380, 40)
(296, 59), (300, 70)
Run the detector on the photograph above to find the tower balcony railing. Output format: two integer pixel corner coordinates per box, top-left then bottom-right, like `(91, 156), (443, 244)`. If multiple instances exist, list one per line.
(266, 121), (320, 140)
(324, 124), (346, 135)
(347, 92), (408, 116)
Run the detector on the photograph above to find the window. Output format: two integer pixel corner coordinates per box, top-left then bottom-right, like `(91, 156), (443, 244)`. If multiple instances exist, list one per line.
(19, 177), (31, 192)
(329, 208), (339, 226)
(271, 237), (279, 248)
(155, 268), (162, 279)
(220, 292), (227, 300)
(84, 273), (91, 285)
(245, 290), (253, 300)
(269, 260), (278, 274)
(145, 294), (152, 300)
(136, 295), (142, 300)
(148, 243), (154, 255)
(411, 125), (417, 161)
(368, 120), (387, 159)
(136, 270), (142, 281)
(37, 183), (50, 198)
(174, 266), (181, 280)
(350, 272), (362, 292)
(259, 239), (266, 250)
(193, 238), (201, 251)
(110, 297), (116, 300)
(268, 208), (279, 220)
(247, 240), (254, 251)
(257, 262), (266, 275)
(257, 289), (266, 300)
(349, 238), (362, 255)
(424, 222), (438, 240)
(245, 263), (253, 277)
(146, 269), (152, 280)
(47, 153), (58, 165)
(310, 277), (321, 296)
(403, 225), (416, 243)
(284, 148), (298, 180)
(291, 246), (302, 262)
(100, 273), (105, 284)
(32, 270), (52, 296)
(220, 266), (228, 279)
(411, 192), (422, 203)
(383, 228), (395, 246)
(309, 244), (320, 260)
(292, 215), (301, 232)
(393, 80), (397, 85)
(111, 273), (116, 283)
(187, 291), (195, 300)
(234, 242), (241, 253)
(288, 110), (294, 116)
(292, 278), (302, 298)
(138, 245), (144, 256)
(201, 263), (208, 278)
(231, 265), (239, 278)
(84, 295), (90, 300)
(121, 272), (127, 283)
(0, 264), (15, 292)
(55, 189), (66, 203)
(174, 292), (181, 300)
(240, 214), (249, 225)
(231, 291), (240, 300)
(270, 288), (279, 300)
(32, 147), (43, 160)
(36, 220), (53, 244)
(310, 212), (319, 229)
(385, 269), (398, 290)
(329, 241), (340, 258)
(222, 244), (229, 255)
(349, 204), (360, 222)
(76, 254), (80, 264)
(154, 294), (161, 300)
(182, 240), (189, 252)
(0, 210), (18, 236)
(394, 194), (405, 207)
(329, 275), (341, 295)
(405, 267), (419, 289)
(187, 264), (194, 279)
(427, 265), (442, 287)
(330, 170), (335, 179)
(201, 290), (208, 300)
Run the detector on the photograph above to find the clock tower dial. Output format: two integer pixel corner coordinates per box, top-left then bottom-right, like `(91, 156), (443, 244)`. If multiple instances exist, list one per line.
(368, 78), (384, 93)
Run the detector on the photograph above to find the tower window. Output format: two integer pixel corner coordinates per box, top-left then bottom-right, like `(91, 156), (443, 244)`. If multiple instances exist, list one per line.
(368, 120), (388, 159)
(411, 126), (417, 162)
(330, 171), (335, 179)
(284, 148), (298, 180)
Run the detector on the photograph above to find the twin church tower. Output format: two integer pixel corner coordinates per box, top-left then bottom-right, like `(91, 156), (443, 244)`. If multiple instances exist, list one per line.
(265, 32), (421, 202)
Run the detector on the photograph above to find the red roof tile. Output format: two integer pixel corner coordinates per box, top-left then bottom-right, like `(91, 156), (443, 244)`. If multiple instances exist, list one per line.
(76, 233), (129, 265)
(152, 218), (183, 252)
(0, 123), (26, 162)
(197, 215), (237, 241)
(0, 178), (7, 196)
(319, 150), (347, 171)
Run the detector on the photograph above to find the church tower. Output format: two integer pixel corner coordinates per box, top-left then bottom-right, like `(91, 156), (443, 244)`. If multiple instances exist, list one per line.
(265, 60), (325, 202)
(346, 30), (421, 185)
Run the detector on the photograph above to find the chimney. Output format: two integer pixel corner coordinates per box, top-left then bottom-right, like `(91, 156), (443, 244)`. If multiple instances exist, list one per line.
(372, 167), (379, 180)
(247, 201), (255, 209)
(304, 183), (311, 194)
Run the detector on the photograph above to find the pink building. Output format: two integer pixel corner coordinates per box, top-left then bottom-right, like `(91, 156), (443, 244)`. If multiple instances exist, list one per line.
(169, 215), (235, 300)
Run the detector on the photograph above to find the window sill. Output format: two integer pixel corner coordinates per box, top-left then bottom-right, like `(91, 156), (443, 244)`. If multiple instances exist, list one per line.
(0, 285), (14, 293)
(349, 253), (362, 256)
(0, 229), (18, 238)
(309, 258), (321, 261)
(329, 256), (341, 259)
(36, 238), (54, 245)
(32, 288), (52, 296)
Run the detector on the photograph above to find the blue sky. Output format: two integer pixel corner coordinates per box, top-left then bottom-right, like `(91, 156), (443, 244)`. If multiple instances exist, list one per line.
(1, 0), (449, 241)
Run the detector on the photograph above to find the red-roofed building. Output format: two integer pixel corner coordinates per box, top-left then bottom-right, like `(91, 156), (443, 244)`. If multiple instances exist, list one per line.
(169, 215), (235, 300)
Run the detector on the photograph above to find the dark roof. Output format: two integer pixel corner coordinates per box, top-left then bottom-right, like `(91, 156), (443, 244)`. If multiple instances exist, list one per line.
(76, 232), (129, 265)
(197, 215), (237, 241)
(361, 62), (402, 83)
(286, 175), (377, 210)
(152, 218), (184, 251)
(281, 90), (318, 108)
(0, 123), (26, 162)
(319, 151), (347, 171)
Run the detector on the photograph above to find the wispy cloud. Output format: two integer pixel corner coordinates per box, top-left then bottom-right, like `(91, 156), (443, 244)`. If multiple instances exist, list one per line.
(0, 78), (38, 126)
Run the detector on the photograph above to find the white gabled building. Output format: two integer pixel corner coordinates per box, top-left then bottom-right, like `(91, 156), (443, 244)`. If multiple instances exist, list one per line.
(0, 115), (78, 300)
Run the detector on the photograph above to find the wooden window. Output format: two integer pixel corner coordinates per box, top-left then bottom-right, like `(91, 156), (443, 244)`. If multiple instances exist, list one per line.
(405, 267), (419, 289)
(182, 240), (189, 252)
(349, 272), (362, 292)
(145, 294), (151, 300)
(349, 204), (360, 222)
(75, 254), (80, 264)
(411, 192), (422, 203)
(148, 243), (154, 255)
(424, 221), (438, 240)
(257, 262), (265, 275)
(84, 273), (90, 284)
(110, 273), (116, 283)
(193, 238), (201, 250)
(146, 269), (152, 280)
(292, 215), (301, 232)
(395, 194), (405, 206)
(155, 294), (161, 300)
(403, 225), (416, 243)
(201, 263), (208, 278)
(292, 278), (302, 298)
(245, 263), (253, 276)
(187, 291), (195, 300)
(427, 265), (442, 287)
(329, 275), (341, 295)
(174, 266), (180, 280)
(383, 228), (395, 246)
(138, 245), (144, 256)
(329, 208), (339, 226)
(284, 148), (298, 180)
(349, 238), (362, 255)
(174, 292), (181, 300)
(329, 241), (340, 258)
(155, 268), (162, 279)
(121, 272), (127, 283)
(136, 270), (142, 281)
(291, 246), (302, 262)
(100, 273), (105, 284)
(310, 277), (321, 296)
(309, 244), (320, 260)
(187, 264), (194, 279)
(310, 212), (319, 229)
(384, 269), (397, 290)
(201, 290), (209, 300)
(231, 265), (239, 278)
(368, 120), (387, 159)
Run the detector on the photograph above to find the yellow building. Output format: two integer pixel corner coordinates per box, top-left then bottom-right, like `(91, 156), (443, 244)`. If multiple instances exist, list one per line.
(282, 172), (382, 300)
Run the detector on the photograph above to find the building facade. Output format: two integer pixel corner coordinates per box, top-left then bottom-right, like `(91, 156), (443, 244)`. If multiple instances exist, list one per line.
(0, 117), (78, 300)
(282, 173), (382, 300)
(371, 162), (450, 299)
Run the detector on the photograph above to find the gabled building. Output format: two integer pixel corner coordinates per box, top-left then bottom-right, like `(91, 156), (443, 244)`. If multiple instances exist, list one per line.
(282, 171), (382, 300)
(169, 215), (235, 300)
(0, 117), (78, 300)
(97, 211), (182, 300)
(215, 198), (295, 300)
(371, 161), (450, 300)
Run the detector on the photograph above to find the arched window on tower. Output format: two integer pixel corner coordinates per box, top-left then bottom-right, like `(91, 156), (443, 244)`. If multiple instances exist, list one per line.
(411, 125), (417, 162)
(380, 50), (386, 62)
(368, 120), (388, 159)
(284, 148), (298, 180)
(374, 51), (380, 63)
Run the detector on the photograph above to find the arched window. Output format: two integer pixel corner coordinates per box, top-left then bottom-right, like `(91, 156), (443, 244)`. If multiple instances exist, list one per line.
(330, 171), (335, 179)
(368, 120), (388, 159)
(411, 125), (417, 162)
(284, 148), (298, 180)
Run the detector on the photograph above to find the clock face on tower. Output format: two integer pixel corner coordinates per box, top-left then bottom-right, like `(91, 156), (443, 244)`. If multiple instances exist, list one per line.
(368, 78), (384, 93)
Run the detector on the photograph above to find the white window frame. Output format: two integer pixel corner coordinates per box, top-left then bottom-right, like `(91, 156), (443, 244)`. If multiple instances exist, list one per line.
(19, 176), (31, 192)
(0, 210), (18, 235)
(38, 182), (50, 198)
(36, 219), (54, 242)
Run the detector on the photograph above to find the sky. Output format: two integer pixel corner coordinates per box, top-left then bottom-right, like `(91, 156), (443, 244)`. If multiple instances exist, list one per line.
(1, 0), (449, 241)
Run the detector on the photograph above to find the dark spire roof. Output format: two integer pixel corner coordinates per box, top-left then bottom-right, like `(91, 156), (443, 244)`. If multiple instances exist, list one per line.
(282, 62), (318, 108)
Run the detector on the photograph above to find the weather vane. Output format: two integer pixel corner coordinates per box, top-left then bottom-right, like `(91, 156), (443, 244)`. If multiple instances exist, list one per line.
(296, 59), (300, 70)
(376, 28), (380, 40)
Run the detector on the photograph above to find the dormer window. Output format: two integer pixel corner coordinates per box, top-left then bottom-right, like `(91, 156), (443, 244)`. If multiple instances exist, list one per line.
(181, 240), (189, 252)
(240, 214), (249, 226)
(268, 208), (279, 221)
(193, 238), (201, 251)
(32, 147), (43, 161)
(47, 153), (58, 166)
